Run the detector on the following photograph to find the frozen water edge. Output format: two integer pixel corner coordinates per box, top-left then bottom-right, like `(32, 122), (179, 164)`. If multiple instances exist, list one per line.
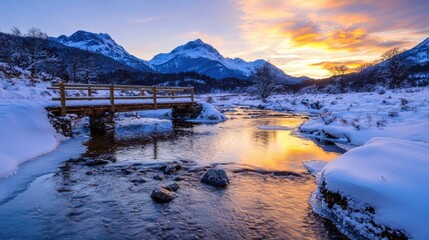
(0, 137), (86, 205)
(257, 126), (294, 131)
(302, 160), (327, 177)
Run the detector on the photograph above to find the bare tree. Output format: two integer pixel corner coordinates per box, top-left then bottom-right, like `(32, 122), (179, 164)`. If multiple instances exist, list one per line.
(26, 27), (48, 39)
(10, 26), (22, 36)
(380, 47), (403, 62)
(379, 48), (407, 88)
(252, 63), (280, 99)
(356, 62), (375, 73)
(329, 65), (348, 77)
(329, 65), (349, 93)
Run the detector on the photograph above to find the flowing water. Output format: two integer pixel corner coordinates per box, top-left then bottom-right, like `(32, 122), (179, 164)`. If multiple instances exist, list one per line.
(0, 108), (347, 239)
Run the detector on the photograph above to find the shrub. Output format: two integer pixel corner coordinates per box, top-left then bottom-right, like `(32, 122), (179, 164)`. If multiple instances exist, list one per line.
(388, 111), (399, 118)
(320, 110), (336, 125)
(352, 117), (360, 130)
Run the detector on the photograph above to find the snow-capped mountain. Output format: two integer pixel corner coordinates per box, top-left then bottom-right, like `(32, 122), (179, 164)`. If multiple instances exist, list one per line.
(149, 39), (306, 83)
(53, 30), (153, 72)
(52, 31), (306, 84)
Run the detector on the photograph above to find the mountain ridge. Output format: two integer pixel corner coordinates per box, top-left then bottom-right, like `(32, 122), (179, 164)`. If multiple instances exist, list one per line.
(53, 30), (153, 72)
(52, 31), (306, 84)
(149, 38), (305, 83)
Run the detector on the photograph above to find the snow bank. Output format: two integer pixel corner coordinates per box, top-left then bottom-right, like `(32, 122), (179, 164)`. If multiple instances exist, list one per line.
(186, 102), (226, 123)
(201, 88), (429, 146)
(0, 104), (60, 178)
(300, 117), (429, 145)
(313, 137), (429, 239)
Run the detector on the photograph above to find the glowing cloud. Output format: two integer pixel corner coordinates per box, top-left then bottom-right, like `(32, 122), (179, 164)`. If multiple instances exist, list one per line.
(234, 0), (429, 78)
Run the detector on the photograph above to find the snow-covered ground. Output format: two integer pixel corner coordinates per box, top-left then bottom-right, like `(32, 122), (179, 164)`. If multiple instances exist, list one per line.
(186, 102), (226, 123)
(0, 104), (61, 178)
(0, 66), (64, 178)
(200, 88), (429, 146)
(311, 138), (429, 239)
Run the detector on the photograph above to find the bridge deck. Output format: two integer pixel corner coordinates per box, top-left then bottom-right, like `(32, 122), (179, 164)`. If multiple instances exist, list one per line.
(46, 101), (193, 116)
(46, 83), (195, 116)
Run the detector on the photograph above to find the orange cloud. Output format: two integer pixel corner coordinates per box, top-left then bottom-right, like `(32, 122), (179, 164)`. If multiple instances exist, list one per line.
(311, 60), (368, 72)
(233, 0), (428, 78)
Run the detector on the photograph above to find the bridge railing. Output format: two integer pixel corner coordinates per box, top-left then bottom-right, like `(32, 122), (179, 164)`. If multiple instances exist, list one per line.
(48, 83), (195, 116)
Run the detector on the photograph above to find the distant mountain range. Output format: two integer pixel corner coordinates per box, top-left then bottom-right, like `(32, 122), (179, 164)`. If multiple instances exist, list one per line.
(52, 30), (306, 84)
(1, 29), (427, 93)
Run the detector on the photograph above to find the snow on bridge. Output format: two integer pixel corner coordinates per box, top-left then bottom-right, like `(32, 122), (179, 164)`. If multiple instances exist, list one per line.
(45, 83), (195, 116)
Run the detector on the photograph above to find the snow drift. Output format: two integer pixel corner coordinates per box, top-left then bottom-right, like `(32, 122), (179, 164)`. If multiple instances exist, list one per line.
(311, 137), (429, 239)
(186, 102), (226, 123)
(0, 104), (60, 178)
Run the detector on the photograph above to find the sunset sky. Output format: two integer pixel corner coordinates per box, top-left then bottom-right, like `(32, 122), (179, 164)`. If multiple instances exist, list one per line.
(2, 0), (428, 78)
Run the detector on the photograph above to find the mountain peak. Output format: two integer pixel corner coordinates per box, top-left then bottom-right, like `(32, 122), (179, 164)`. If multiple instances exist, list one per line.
(191, 38), (204, 44)
(54, 30), (152, 72)
(57, 30), (114, 46)
(171, 38), (221, 56)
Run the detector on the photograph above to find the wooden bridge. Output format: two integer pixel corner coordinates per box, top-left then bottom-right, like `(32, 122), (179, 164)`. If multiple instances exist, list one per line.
(46, 83), (195, 117)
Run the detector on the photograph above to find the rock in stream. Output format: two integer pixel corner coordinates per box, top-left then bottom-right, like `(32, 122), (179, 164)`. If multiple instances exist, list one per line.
(200, 169), (229, 187)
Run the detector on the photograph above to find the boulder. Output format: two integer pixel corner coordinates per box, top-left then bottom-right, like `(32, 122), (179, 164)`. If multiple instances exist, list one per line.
(151, 187), (178, 203)
(130, 178), (146, 184)
(201, 169), (229, 187)
(153, 174), (164, 181)
(84, 158), (110, 166)
(163, 182), (179, 192)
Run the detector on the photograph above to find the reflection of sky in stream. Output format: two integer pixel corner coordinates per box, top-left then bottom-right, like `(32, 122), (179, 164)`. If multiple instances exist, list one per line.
(102, 108), (341, 172)
(0, 108), (347, 239)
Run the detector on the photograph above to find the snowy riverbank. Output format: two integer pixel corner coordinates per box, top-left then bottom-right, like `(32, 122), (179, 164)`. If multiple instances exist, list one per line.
(201, 88), (429, 146)
(310, 138), (429, 239)
(200, 89), (429, 238)
(0, 104), (61, 178)
(0, 67), (63, 178)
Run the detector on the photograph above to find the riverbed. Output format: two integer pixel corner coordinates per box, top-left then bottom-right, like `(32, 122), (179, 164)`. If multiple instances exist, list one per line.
(0, 108), (347, 239)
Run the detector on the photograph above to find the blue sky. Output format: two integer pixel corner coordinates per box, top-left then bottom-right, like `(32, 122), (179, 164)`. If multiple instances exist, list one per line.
(2, 0), (428, 78)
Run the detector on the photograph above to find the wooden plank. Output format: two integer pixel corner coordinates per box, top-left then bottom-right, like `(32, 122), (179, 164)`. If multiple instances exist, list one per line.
(156, 95), (191, 99)
(191, 87), (195, 105)
(114, 96), (153, 100)
(52, 96), (190, 101)
(60, 82), (66, 116)
(110, 84), (115, 112)
(52, 97), (110, 101)
(152, 85), (157, 109)
(46, 102), (194, 116)
(52, 83), (192, 90)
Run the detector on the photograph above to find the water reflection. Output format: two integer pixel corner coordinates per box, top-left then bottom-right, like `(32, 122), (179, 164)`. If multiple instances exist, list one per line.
(85, 109), (342, 172)
(0, 108), (347, 239)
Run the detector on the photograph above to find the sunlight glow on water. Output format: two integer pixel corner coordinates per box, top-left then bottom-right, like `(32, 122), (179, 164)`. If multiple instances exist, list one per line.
(0, 108), (347, 239)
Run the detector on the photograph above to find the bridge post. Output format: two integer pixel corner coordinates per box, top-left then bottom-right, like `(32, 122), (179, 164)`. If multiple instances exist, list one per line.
(110, 84), (115, 113)
(191, 87), (195, 106)
(60, 82), (66, 116)
(88, 86), (92, 99)
(152, 85), (157, 109)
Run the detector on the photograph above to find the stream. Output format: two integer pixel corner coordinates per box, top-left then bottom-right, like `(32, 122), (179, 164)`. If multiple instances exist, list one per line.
(0, 108), (348, 239)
